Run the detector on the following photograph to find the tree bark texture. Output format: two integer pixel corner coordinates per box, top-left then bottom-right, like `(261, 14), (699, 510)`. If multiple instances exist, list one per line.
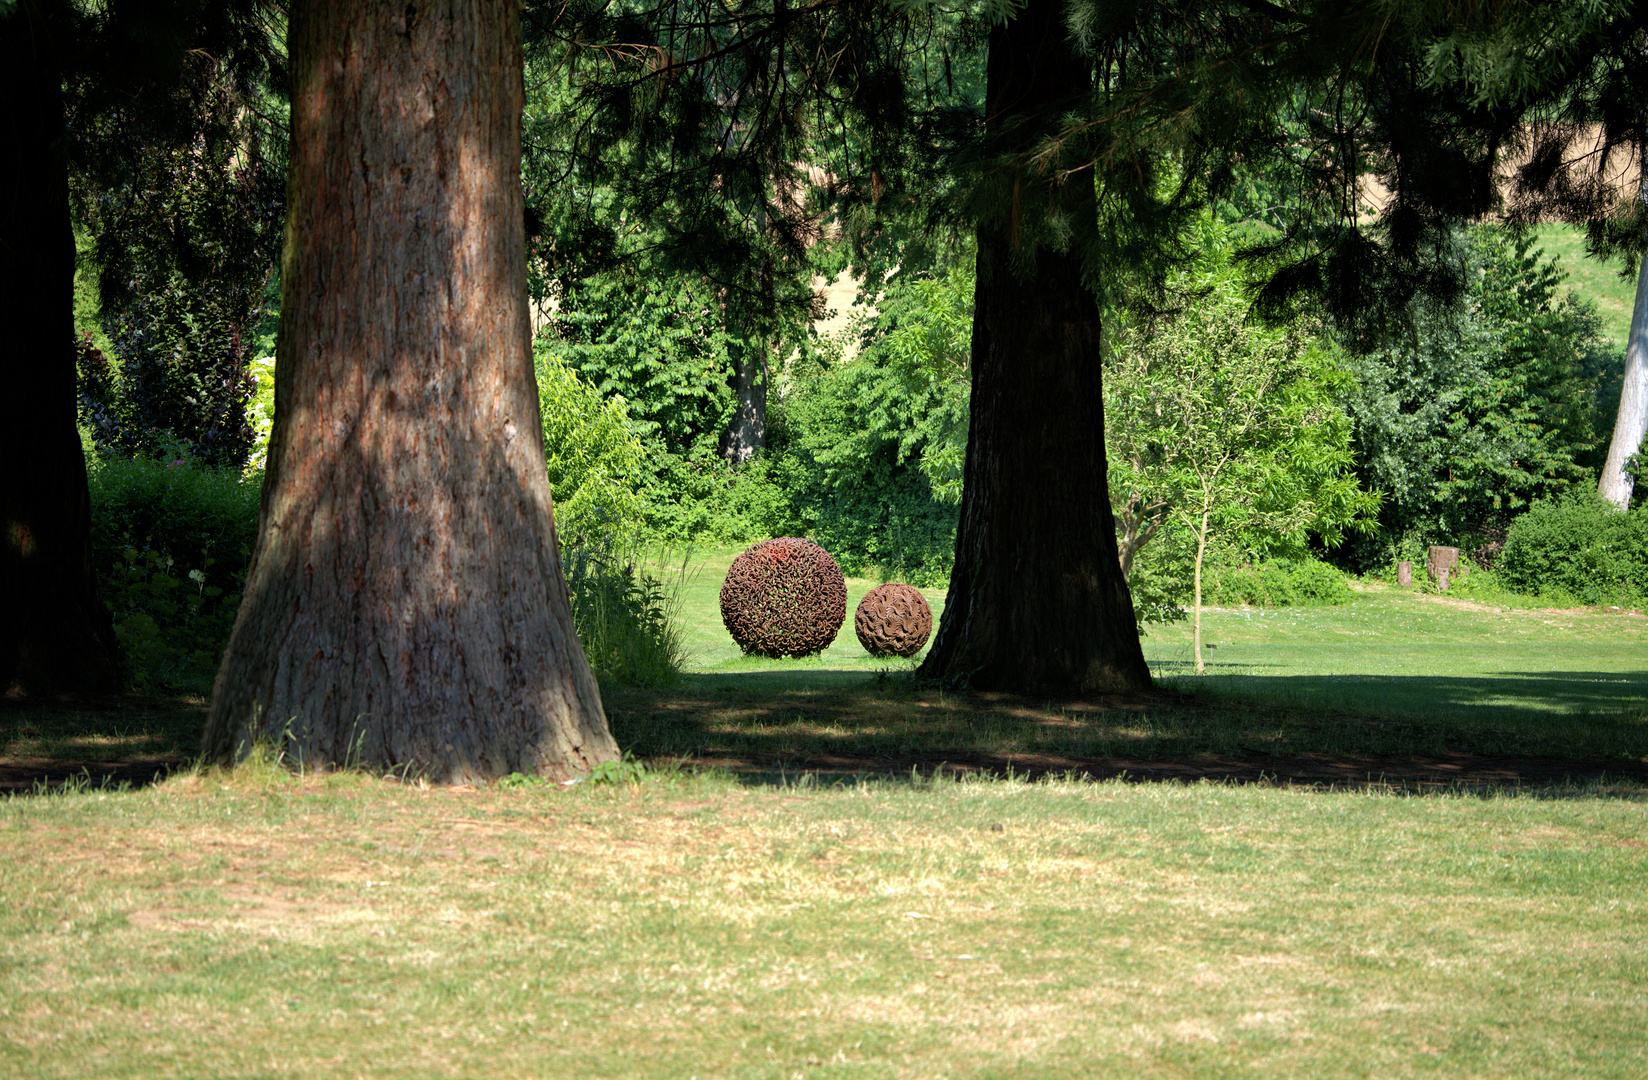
(1598, 252), (1648, 510)
(0, 1), (123, 694)
(204, 0), (618, 781)
(722, 338), (767, 464)
(917, 0), (1151, 696)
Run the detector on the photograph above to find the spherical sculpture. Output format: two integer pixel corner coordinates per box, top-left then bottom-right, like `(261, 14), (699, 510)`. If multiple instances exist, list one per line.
(853, 583), (933, 658)
(720, 538), (848, 658)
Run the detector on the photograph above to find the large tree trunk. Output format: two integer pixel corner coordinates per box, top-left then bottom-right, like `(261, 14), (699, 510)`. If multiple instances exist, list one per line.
(1598, 252), (1648, 510)
(917, 0), (1151, 696)
(0, 0), (122, 694)
(204, 0), (618, 781)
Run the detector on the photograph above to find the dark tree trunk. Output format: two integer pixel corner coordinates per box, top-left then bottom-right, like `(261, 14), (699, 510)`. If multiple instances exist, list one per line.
(204, 0), (618, 781)
(0, 1), (122, 694)
(917, 0), (1151, 696)
(722, 338), (767, 464)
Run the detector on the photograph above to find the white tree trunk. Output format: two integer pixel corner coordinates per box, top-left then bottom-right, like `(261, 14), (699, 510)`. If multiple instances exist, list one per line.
(1599, 254), (1648, 510)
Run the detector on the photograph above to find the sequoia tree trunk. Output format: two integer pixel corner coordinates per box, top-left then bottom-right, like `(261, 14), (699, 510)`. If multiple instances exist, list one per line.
(1598, 252), (1648, 510)
(917, 0), (1151, 695)
(0, 0), (123, 694)
(204, 0), (618, 781)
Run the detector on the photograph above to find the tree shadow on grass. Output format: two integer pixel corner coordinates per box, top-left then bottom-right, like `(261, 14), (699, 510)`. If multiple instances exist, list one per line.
(1166, 667), (1648, 723)
(606, 668), (1648, 793)
(4, 669), (1645, 796)
(0, 694), (204, 794)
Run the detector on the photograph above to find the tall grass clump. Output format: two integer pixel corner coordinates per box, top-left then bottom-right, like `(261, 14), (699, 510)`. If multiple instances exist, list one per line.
(563, 536), (687, 689)
(1498, 494), (1648, 606)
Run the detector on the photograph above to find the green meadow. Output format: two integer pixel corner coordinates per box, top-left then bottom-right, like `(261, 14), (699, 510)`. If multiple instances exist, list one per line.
(3, 549), (1645, 1078)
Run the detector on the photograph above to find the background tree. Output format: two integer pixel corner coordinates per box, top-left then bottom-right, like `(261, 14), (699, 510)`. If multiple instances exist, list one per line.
(522, 2), (855, 468)
(204, 0), (617, 781)
(758, 259), (972, 587)
(1335, 226), (1615, 567)
(1106, 216), (1377, 670)
(3, 0), (277, 691)
(76, 77), (285, 469)
(1428, 0), (1643, 509)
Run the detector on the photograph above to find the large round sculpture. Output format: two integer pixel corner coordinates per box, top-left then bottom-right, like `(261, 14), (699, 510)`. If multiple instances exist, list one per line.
(720, 538), (848, 657)
(853, 583), (933, 658)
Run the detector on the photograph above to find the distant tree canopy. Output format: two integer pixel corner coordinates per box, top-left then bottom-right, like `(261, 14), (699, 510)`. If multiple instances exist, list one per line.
(1337, 226), (1618, 568)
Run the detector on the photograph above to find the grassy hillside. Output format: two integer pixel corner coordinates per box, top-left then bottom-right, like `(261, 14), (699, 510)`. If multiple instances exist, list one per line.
(1530, 223), (1638, 353)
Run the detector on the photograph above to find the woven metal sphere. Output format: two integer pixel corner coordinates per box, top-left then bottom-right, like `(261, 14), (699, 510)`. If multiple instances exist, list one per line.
(853, 583), (933, 658)
(719, 538), (847, 658)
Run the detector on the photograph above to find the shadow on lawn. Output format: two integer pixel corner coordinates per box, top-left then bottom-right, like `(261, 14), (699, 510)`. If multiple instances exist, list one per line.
(0, 694), (204, 795)
(3, 668), (1645, 795)
(1160, 666), (1648, 720)
(605, 668), (1648, 792)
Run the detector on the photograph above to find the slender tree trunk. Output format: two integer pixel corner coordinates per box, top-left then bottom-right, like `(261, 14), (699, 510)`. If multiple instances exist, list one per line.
(1193, 507), (1210, 675)
(1599, 252), (1648, 510)
(204, 0), (617, 781)
(0, 0), (122, 694)
(917, 0), (1151, 696)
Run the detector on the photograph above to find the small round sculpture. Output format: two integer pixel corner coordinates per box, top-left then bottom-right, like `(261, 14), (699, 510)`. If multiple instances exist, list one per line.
(720, 538), (848, 658)
(853, 583), (933, 658)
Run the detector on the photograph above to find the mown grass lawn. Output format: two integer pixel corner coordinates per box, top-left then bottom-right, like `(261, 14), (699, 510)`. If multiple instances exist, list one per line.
(2, 766), (1644, 1079)
(2, 552), (1645, 1077)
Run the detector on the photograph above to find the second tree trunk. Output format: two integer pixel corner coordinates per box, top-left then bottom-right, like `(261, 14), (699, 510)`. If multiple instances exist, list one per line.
(918, 0), (1151, 696)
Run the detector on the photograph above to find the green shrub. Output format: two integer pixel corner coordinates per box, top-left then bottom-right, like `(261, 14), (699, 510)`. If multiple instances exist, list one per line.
(535, 345), (648, 547)
(1206, 558), (1354, 607)
(87, 446), (261, 689)
(1498, 496), (1648, 606)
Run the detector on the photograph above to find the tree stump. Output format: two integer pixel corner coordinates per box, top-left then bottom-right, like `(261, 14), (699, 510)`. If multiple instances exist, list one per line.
(1397, 561), (1413, 586)
(1427, 546), (1459, 589)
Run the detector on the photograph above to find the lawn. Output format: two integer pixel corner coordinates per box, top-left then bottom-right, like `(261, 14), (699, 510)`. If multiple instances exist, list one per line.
(2, 764), (1645, 1079)
(598, 548), (1648, 784)
(2, 553), (1645, 1077)
(1529, 223), (1638, 354)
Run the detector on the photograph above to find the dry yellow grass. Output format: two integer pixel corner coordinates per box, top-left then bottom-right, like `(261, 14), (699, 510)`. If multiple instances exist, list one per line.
(1, 764), (1644, 1078)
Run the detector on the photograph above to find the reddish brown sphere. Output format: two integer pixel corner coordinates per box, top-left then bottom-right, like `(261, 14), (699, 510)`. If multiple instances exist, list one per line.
(853, 583), (933, 658)
(720, 538), (847, 657)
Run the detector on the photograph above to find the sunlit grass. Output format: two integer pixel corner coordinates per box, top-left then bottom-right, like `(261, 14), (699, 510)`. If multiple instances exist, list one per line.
(4, 550), (1645, 1076)
(1, 770), (1643, 1078)
(1530, 222), (1638, 353)
(620, 551), (1648, 769)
